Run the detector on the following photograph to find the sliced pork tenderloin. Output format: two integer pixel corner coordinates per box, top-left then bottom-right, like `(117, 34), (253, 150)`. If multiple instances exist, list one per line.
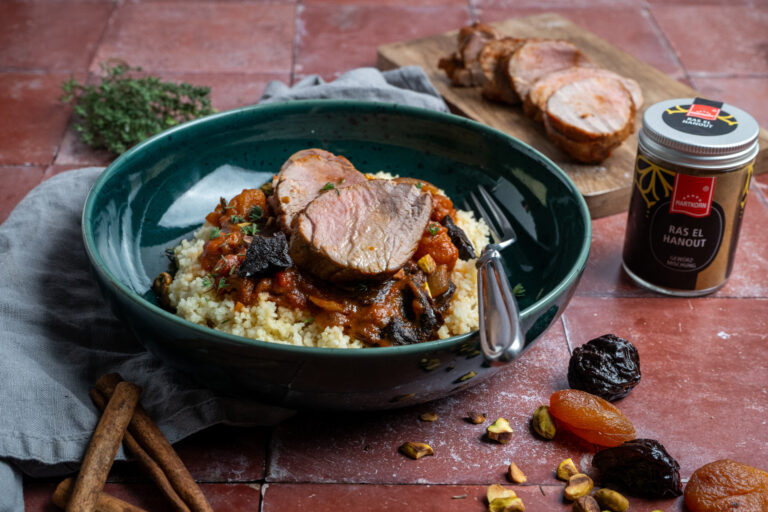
(543, 76), (636, 164)
(438, 22), (500, 86)
(525, 66), (643, 121)
(271, 148), (367, 232)
(290, 180), (432, 282)
(478, 38), (526, 102)
(506, 39), (595, 104)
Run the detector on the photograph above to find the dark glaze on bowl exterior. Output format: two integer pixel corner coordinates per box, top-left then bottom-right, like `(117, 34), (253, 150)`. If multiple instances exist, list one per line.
(82, 100), (591, 410)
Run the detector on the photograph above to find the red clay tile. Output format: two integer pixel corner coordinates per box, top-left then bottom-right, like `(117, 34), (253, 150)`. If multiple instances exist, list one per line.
(0, 73), (77, 166)
(173, 425), (268, 482)
(156, 72), (290, 112)
(649, 6), (768, 74)
(0, 166), (46, 224)
(577, 189), (768, 298)
(91, 3), (295, 74)
(23, 481), (261, 511)
(477, 0), (641, 6)
(541, 484), (685, 512)
(756, 174), (768, 203)
(305, 0), (466, 5)
(263, 483), (555, 511)
(268, 321), (596, 485)
(0, 2), (113, 72)
(475, 7), (683, 76)
(295, 4), (471, 78)
(562, 296), (768, 477)
(53, 121), (116, 168)
(690, 76), (768, 128)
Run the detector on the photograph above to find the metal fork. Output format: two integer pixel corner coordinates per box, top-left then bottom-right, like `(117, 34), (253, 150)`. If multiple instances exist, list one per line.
(465, 184), (524, 363)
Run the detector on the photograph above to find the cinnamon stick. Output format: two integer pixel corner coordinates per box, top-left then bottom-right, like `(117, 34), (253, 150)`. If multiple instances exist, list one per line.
(90, 388), (192, 512)
(66, 381), (141, 512)
(95, 374), (213, 512)
(53, 478), (147, 512)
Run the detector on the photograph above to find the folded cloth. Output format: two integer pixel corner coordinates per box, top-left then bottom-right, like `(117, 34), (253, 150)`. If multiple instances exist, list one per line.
(0, 65), (446, 511)
(260, 66), (449, 112)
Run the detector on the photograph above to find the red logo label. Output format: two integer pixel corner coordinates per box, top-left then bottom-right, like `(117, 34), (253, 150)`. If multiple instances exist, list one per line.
(669, 174), (716, 217)
(687, 103), (721, 121)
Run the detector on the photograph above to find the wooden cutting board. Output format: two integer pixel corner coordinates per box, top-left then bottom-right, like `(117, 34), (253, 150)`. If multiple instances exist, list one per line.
(377, 13), (768, 218)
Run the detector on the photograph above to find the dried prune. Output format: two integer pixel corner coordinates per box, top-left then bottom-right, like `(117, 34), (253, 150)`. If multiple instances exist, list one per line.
(593, 438), (682, 499)
(684, 459), (768, 512)
(568, 334), (640, 401)
(549, 389), (635, 447)
(442, 215), (476, 260)
(238, 232), (292, 278)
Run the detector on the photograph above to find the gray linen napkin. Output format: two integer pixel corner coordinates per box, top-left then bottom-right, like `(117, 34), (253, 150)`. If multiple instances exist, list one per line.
(0, 65), (446, 511)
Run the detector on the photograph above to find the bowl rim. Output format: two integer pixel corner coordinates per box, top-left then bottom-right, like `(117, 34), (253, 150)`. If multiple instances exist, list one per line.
(82, 99), (591, 358)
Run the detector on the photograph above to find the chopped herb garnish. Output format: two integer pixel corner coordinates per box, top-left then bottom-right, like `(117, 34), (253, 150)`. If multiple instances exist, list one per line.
(303, 317), (314, 325)
(241, 223), (259, 236)
(219, 197), (234, 211)
(427, 223), (439, 236)
(220, 319), (229, 325)
(229, 265), (238, 276)
(320, 182), (335, 192)
(230, 214), (245, 224)
(209, 227), (221, 239)
(217, 277), (228, 292)
(248, 205), (264, 222)
(513, 283), (526, 297)
(416, 182), (423, 189)
(201, 276), (213, 290)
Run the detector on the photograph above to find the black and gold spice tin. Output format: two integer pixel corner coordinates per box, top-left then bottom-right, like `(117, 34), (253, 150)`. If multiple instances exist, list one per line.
(622, 97), (759, 296)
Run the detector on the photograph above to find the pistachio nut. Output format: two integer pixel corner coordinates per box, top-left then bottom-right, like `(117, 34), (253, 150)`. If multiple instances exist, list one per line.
(507, 462), (527, 484)
(486, 418), (514, 444)
(557, 458), (580, 481)
(419, 411), (438, 422)
(489, 497), (525, 512)
(398, 442), (434, 460)
(594, 489), (629, 512)
(467, 411), (486, 424)
(564, 473), (594, 501)
(486, 484), (516, 503)
(572, 496), (600, 512)
(532, 405), (556, 440)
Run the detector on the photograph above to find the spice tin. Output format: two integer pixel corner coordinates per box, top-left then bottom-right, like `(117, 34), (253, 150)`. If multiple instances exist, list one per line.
(622, 97), (759, 296)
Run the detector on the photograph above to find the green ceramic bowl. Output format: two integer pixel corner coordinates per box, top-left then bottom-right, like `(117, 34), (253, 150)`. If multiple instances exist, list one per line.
(82, 100), (590, 410)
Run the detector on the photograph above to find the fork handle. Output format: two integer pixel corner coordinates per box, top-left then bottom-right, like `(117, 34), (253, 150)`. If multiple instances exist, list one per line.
(476, 244), (524, 363)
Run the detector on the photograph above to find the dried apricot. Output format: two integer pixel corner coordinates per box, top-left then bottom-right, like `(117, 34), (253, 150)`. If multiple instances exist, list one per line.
(549, 389), (635, 447)
(684, 459), (768, 512)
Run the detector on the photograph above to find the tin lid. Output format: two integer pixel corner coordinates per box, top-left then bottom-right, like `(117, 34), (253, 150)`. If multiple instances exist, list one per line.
(641, 97), (760, 170)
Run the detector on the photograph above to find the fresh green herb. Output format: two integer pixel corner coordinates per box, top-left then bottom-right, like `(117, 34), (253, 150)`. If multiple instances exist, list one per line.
(416, 182), (423, 189)
(427, 223), (439, 236)
(229, 265), (238, 276)
(248, 205), (263, 222)
(220, 319), (229, 325)
(513, 283), (526, 298)
(303, 317), (314, 325)
(201, 275), (213, 290)
(241, 223), (259, 236)
(60, 62), (215, 155)
(230, 215), (245, 224)
(217, 277), (228, 292)
(320, 182), (335, 192)
(209, 227), (221, 240)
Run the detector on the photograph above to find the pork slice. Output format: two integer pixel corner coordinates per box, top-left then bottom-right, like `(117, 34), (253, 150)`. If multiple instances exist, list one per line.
(439, 22), (500, 87)
(525, 66), (643, 122)
(543, 76), (636, 164)
(507, 40), (595, 104)
(290, 180), (432, 282)
(272, 148), (367, 232)
(478, 38), (526, 102)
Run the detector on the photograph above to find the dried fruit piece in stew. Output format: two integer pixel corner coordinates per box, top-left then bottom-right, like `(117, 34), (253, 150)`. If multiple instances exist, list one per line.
(568, 334), (641, 401)
(684, 459), (768, 512)
(593, 438), (682, 499)
(549, 389), (635, 447)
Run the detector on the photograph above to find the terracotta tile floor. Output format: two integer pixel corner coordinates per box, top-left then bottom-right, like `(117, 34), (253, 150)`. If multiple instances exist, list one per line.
(2, 0), (767, 510)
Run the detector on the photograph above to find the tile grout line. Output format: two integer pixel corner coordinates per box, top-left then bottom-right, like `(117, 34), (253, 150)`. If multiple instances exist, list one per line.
(641, 5), (692, 86)
(48, 1), (120, 172)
